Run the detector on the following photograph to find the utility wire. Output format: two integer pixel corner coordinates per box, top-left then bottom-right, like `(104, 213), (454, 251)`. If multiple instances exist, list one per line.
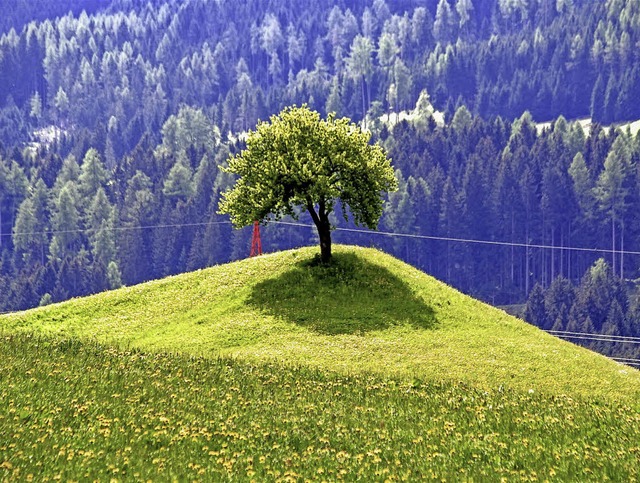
(545, 331), (640, 366)
(551, 333), (640, 345)
(4, 219), (640, 365)
(272, 221), (640, 256)
(612, 357), (640, 364)
(4, 218), (640, 257)
(1, 221), (231, 238)
(547, 330), (640, 344)
(612, 358), (640, 367)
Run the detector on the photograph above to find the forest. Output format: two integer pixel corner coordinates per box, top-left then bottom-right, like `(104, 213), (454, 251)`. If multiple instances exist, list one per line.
(1, 0), (640, 359)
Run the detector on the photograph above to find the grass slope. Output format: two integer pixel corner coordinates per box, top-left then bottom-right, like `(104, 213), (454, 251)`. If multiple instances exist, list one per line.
(2, 334), (639, 481)
(2, 245), (639, 403)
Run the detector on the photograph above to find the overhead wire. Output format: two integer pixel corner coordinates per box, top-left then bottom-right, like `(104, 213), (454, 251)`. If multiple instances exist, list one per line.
(1, 220), (231, 238)
(4, 218), (640, 257)
(612, 358), (640, 367)
(547, 330), (640, 344)
(272, 221), (640, 256)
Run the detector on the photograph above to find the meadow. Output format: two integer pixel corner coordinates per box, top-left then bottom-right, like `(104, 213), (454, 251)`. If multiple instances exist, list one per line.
(2, 246), (640, 480)
(3, 246), (640, 402)
(2, 333), (639, 481)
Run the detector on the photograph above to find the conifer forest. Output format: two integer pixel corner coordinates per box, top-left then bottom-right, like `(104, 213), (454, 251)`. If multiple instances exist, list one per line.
(2, 0), (640, 359)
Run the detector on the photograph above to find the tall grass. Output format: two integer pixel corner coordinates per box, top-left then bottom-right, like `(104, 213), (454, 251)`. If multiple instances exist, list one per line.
(2, 334), (639, 481)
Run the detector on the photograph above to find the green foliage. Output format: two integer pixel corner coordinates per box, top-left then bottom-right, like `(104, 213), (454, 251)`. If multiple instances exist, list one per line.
(3, 0), (640, 335)
(78, 148), (108, 199)
(524, 283), (547, 328)
(569, 152), (595, 219)
(156, 106), (219, 158)
(38, 293), (52, 307)
(106, 261), (123, 290)
(53, 87), (69, 118)
(162, 158), (194, 199)
(49, 183), (80, 261)
(29, 92), (42, 121)
(595, 134), (632, 219)
(219, 106), (397, 260)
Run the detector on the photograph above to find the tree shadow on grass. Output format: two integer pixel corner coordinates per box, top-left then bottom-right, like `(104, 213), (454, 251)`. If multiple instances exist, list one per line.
(247, 252), (437, 335)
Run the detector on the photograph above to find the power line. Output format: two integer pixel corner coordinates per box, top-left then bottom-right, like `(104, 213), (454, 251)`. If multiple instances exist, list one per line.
(1, 221), (231, 238)
(4, 218), (640, 258)
(547, 330), (640, 345)
(612, 358), (640, 367)
(545, 331), (640, 367)
(272, 221), (640, 257)
(612, 357), (640, 364)
(550, 333), (640, 345)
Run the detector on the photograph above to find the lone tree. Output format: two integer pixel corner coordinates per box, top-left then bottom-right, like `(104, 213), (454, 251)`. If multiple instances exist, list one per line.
(218, 105), (397, 263)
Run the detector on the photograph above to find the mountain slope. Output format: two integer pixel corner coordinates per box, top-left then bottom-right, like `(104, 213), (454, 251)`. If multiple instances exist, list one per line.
(2, 245), (639, 403)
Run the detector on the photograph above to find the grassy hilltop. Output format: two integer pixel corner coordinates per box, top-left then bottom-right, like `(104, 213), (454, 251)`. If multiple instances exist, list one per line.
(3, 245), (639, 400)
(2, 246), (640, 480)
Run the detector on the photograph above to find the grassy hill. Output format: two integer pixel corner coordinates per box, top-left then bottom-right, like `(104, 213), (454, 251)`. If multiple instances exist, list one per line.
(2, 245), (640, 480)
(2, 245), (639, 402)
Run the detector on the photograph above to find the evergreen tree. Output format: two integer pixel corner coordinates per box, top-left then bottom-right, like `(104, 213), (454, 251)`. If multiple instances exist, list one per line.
(163, 157), (195, 199)
(346, 35), (374, 123)
(107, 260), (123, 290)
(544, 276), (575, 331)
(78, 148), (108, 199)
(594, 134), (633, 277)
(119, 171), (156, 285)
(602, 299), (624, 336)
(49, 183), (81, 262)
(12, 179), (49, 265)
(434, 0), (456, 44)
(568, 152), (595, 221)
(524, 283), (547, 328)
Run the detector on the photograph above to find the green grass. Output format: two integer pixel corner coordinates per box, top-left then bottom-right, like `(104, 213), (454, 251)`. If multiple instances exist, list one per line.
(1, 334), (639, 481)
(2, 245), (639, 403)
(2, 245), (640, 480)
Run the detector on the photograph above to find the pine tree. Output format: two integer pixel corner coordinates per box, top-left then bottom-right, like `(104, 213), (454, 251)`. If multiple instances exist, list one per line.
(12, 178), (48, 265)
(568, 152), (595, 220)
(594, 134), (632, 277)
(49, 184), (81, 262)
(119, 171), (156, 285)
(550, 316), (565, 331)
(434, 0), (456, 44)
(346, 35), (374, 123)
(545, 276), (575, 331)
(163, 156), (195, 199)
(524, 283), (547, 328)
(107, 260), (123, 290)
(78, 148), (108, 199)
(590, 75), (605, 123)
(602, 299), (624, 336)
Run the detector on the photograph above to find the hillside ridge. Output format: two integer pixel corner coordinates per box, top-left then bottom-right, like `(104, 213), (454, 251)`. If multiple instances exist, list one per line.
(2, 245), (639, 404)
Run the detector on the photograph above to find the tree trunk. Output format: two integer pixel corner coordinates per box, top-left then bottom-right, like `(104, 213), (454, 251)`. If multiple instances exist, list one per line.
(307, 199), (332, 263)
(361, 75), (367, 129)
(611, 214), (616, 277)
(319, 221), (332, 263)
(620, 221), (624, 279)
(550, 228), (555, 282)
(525, 222), (529, 296)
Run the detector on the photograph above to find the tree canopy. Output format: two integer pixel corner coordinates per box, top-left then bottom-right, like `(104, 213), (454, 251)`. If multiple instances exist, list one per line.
(219, 105), (397, 262)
